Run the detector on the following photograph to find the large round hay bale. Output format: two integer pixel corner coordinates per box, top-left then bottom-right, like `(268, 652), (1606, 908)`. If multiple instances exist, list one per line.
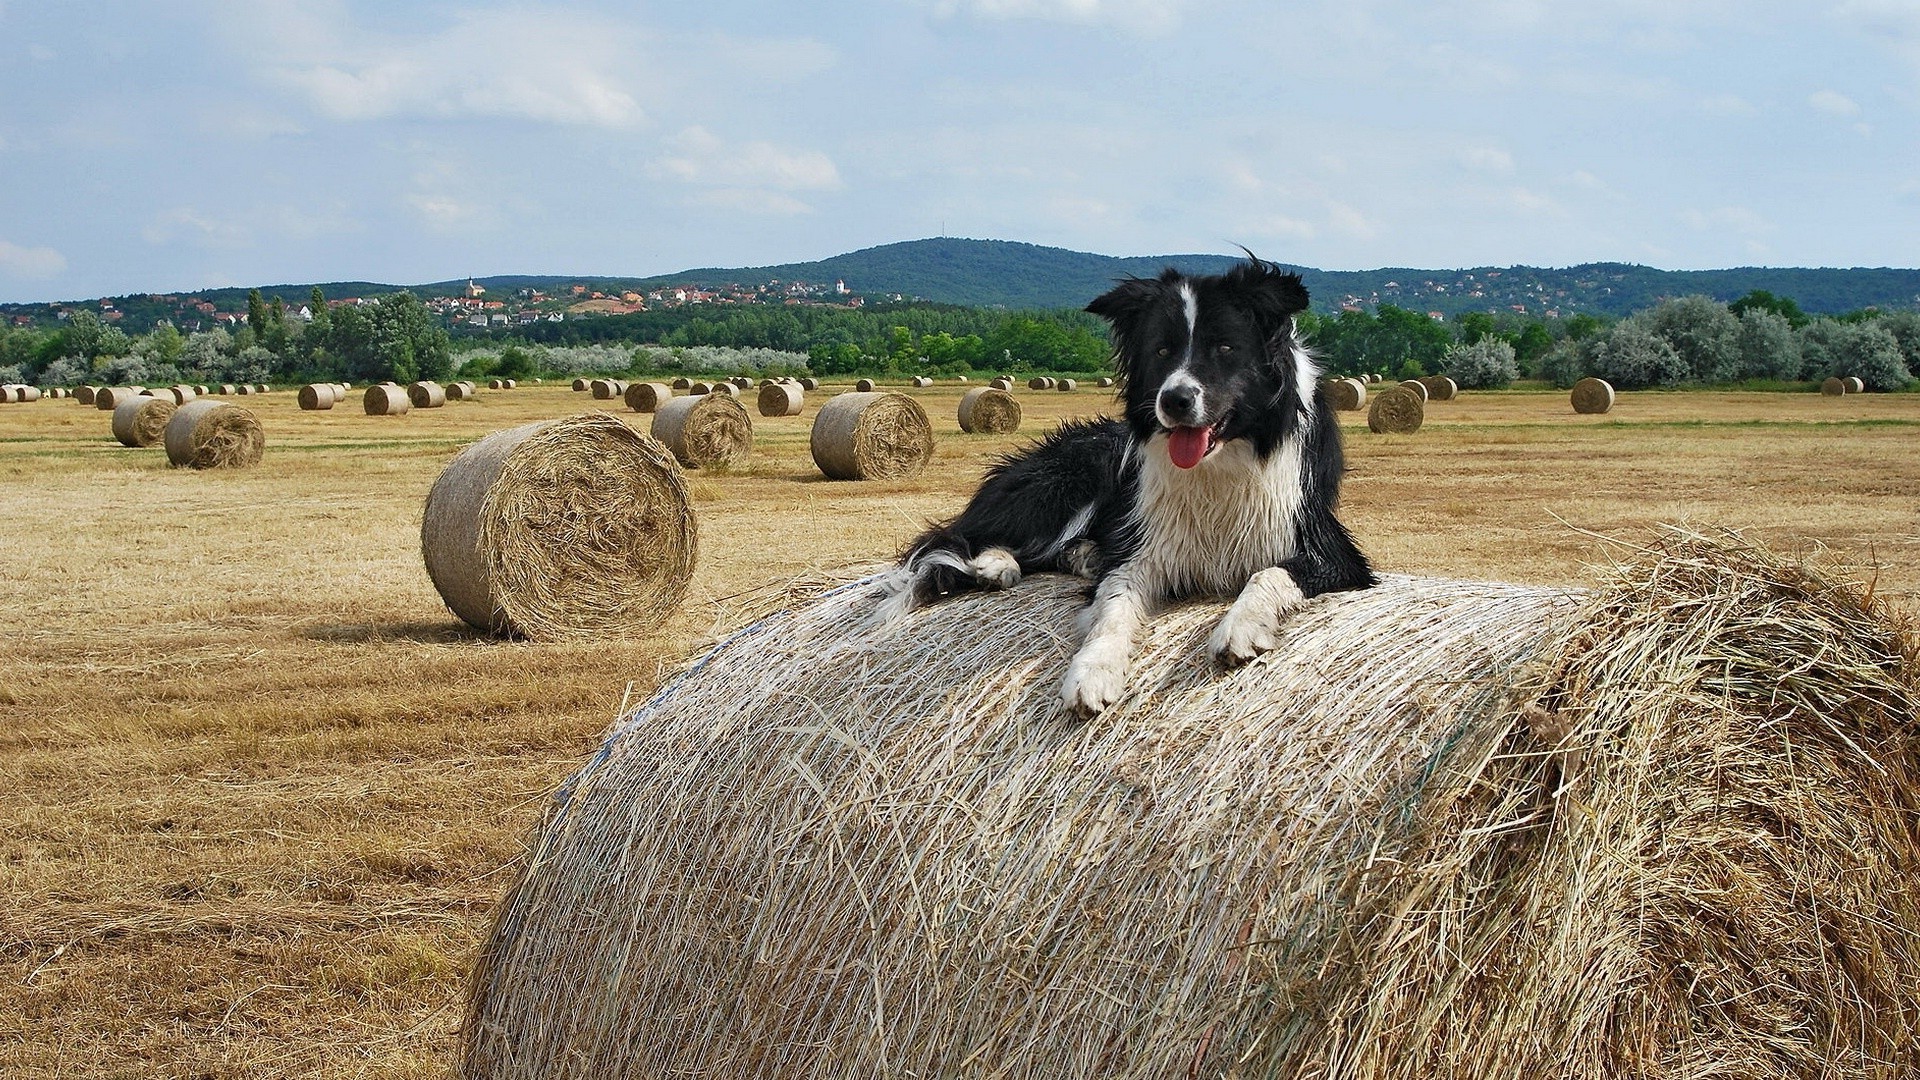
(504, 379), (517, 389)
(911, 375), (933, 388)
(163, 399), (264, 469)
(75, 385), (98, 405)
(298, 383), (337, 411)
(96, 386), (146, 410)
(0, 386), (18, 403)
(649, 393), (754, 469)
(1397, 378), (1429, 402)
(990, 376), (1014, 391)
(625, 382), (674, 413)
(163, 385), (197, 404)
(688, 381), (713, 395)
(710, 382), (742, 399)
(465, 531), (1920, 1080)
(421, 413), (696, 641)
(855, 378), (876, 392)
(957, 386), (1022, 434)
(589, 379), (621, 400)
(447, 381), (476, 401)
(809, 391), (934, 481)
(1325, 377), (1366, 411)
(670, 377), (691, 390)
(1572, 377), (1616, 414)
(364, 384), (411, 416)
(572, 377), (589, 392)
(217, 383), (236, 396)
(1056, 378), (1077, 391)
(1097, 376), (1115, 388)
(1028, 376), (1053, 390)
(111, 395), (176, 447)
(1820, 377), (1846, 396)
(488, 378), (505, 390)
(236, 385), (254, 396)
(756, 382), (804, 417)
(1421, 374), (1458, 401)
(408, 381), (447, 409)
(799, 377), (820, 391)
(1844, 375), (1866, 394)
(1367, 384), (1424, 434)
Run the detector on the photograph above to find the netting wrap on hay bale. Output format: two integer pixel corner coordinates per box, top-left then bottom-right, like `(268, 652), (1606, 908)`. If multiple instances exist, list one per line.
(650, 393), (754, 469)
(463, 532), (1920, 1079)
(421, 413), (696, 640)
(957, 385), (1022, 433)
(809, 390), (934, 480)
(164, 399), (264, 469)
(111, 395), (176, 447)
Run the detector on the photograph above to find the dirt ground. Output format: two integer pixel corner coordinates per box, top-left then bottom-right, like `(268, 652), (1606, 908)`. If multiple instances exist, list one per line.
(2, 380), (1917, 1078)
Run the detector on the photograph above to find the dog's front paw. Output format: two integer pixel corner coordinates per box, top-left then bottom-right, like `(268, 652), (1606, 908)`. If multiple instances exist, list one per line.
(1060, 649), (1128, 719)
(1209, 569), (1306, 667)
(967, 547), (1022, 590)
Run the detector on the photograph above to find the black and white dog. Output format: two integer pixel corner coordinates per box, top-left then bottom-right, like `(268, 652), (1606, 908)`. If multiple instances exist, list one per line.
(876, 255), (1374, 717)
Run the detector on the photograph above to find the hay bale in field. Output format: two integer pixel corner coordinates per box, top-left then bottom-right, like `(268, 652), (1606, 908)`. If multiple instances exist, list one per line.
(421, 413), (696, 641)
(809, 391), (934, 480)
(799, 377), (820, 391)
(75, 386), (98, 405)
(1028, 376), (1052, 390)
(409, 381), (448, 409)
(96, 386), (145, 410)
(1097, 376), (1115, 388)
(298, 383), (338, 410)
(1056, 378), (1077, 391)
(1324, 377), (1366, 411)
(855, 378), (876, 392)
(589, 379), (623, 400)
(111, 395), (176, 447)
(757, 382), (804, 417)
(1367, 384), (1423, 433)
(1821, 377), (1846, 396)
(163, 399), (264, 469)
(911, 375), (934, 388)
(957, 386), (1022, 434)
(45, 387), (63, 400)
(625, 381), (674, 413)
(1421, 374), (1458, 401)
(572, 378), (589, 392)
(1572, 376), (1616, 414)
(670, 377), (691, 390)
(1397, 378), (1429, 402)
(160, 384), (196, 404)
(447, 381), (476, 401)
(0, 386), (17, 403)
(731, 377), (753, 389)
(710, 382), (742, 399)
(650, 393), (753, 469)
(236, 385), (254, 395)
(688, 381), (713, 395)
(364, 384), (411, 416)
(217, 383), (236, 395)
(508, 379), (521, 388)
(465, 530), (1920, 1080)
(1845, 376), (1866, 394)
(489, 379), (504, 390)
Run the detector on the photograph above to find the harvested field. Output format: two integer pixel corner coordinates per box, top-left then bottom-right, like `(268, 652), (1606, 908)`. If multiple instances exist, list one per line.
(3, 382), (1920, 1077)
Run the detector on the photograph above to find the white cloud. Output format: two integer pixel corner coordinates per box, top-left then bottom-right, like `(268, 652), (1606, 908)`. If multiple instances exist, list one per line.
(649, 127), (841, 191)
(0, 239), (66, 279)
(1810, 89), (1861, 116)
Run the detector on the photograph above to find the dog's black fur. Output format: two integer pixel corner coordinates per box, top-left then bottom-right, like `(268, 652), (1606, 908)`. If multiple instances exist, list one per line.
(877, 254), (1374, 716)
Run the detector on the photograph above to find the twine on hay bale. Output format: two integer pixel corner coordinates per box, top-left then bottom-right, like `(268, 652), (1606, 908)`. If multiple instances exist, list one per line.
(96, 386), (146, 410)
(421, 413), (696, 641)
(957, 385), (1022, 434)
(650, 393), (753, 469)
(855, 378), (876, 392)
(464, 529), (1920, 1080)
(625, 382), (674, 413)
(163, 399), (264, 469)
(298, 383), (337, 410)
(363, 384), (411, 416)
(1572, 377), (1616, 414)
(1367, 384), (1423, 433)
(757, 382), (804, 417)
(809, 390), (934, 481)
(1324, 377), (1366, 411)
(1421, 374), (1458, 401)
(111, 395), (175, 447)
(408, 381), (448, 409)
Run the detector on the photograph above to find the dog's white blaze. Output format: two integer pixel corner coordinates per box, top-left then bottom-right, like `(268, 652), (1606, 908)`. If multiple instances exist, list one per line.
(1179, 281), (1199, 345)
(1128, 434), (1309, 600)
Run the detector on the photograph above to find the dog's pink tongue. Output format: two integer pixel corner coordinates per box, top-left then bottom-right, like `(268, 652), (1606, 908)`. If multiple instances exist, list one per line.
(1167, 426), (1211, 469)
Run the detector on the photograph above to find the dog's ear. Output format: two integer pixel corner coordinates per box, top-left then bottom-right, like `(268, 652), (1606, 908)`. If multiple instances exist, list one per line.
(1085, 276), (1161, 384)
(1223, 255), (1311, 339)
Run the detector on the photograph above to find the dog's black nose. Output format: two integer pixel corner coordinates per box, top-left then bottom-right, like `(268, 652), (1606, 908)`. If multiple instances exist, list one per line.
(1158, 384), (1201, 425)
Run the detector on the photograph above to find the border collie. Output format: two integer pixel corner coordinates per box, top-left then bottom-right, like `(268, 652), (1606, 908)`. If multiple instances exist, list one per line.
(876, 255), (1374, 718)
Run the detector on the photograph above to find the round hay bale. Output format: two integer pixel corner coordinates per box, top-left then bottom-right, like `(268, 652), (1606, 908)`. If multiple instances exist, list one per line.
(408, 381), (448, 409)
(957, 386), (1022, 434)
(1057, 378), (1078, 391)
(670, 377), (691, 390)
(1397, 378), (1430, 402)
(236, 385), (254, 396)
(489, 378), (504, 390)
(855, 378), (876, 392)
(465, 531), (1920, 1080)
(990, 376), (1014, 391)
(161, 385), (196, 404)
(809, 391), (934, 481)
(0, 386), (17, 403)
(447, 381), (475, 401)
(688, 381), (713, 396)
(217, 383), (236, 396)
(111, 395), (176, 447)
(18, 386), (41, 402)
(1324, 377), (1366, 411)
(730, 377), (752, 389)
(590, 379), (627, 400)
(298, 383), (338, 411)
(163, 399), (264, 469)
(710, 382), (742, 399)
(75, 385), (98, 405)
(1421, 375), (1458, 401)
(625, 382), (674, 413)
(503, 379), (517, 390)
(911, 375), (933, 388)
(1572, 377), (1616, 414)
(363, 384), (411, 416)
(1820, 377), (1846, 397)
(572, 378), (589, 392)
(1367, 385), (1424, 434)
(45, 387), (63, 400)
(96, 386), (146, 410)
(799, 377), (820, 391)
(1845, 376), (1866, 394)
(649, 393), (754, 470)
(1097, 376), (1115, 388)
(757, 382), (804, 417)
(1028, 376), (1053, 390)
(421, 413), (696, 641)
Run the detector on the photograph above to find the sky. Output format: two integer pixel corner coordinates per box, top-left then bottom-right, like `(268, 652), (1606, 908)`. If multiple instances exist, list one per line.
(0, 0), (1915, 303)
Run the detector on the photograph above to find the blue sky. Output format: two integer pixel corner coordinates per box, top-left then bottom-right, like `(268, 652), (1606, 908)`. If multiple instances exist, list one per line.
(0, 1), (1915, 303)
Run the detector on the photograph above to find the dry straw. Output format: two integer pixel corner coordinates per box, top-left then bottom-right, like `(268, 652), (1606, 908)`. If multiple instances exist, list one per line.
(625, 382), (674, 413)
(810, 390), (934, 480)
(572, 378), (589, 392)
(75, 386), (98, 405)
(449, 381), (477, 400)
(855, 378), (877, 392)
(363, 384), (411, 416)
(590, 379), (626, 400)
(409, 381), (448, 409)
(163, 399), (264, 469)
(421, 413), (697, 641)
(464, 529), (1920, 1080)
(650, 393), (754, 469)
(1057, 378), (1078, 391)
(757, 382), (804, 417)
(1820, 377), (1846, 396)
(1028, 376), (1054, 390)
(1572, 377), (1616, 414)
(298, 383), (337, 411)
(1324, 377), (1366, 412)
(1845, 376), (1866, 394)
(96, 386), (146, 410)
(957, 386), (1022, 434)
(1367, 384), (1424, 433)
(1421, 374), (1458, 401)
(110, 395), (175, 447)
(799, 377), (820, 391)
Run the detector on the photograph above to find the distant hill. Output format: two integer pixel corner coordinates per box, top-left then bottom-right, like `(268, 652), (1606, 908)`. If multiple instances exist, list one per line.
(6, 238), (1918, 331)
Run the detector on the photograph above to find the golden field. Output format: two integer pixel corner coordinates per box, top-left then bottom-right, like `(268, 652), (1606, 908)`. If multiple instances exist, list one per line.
(2, 381), (1917, 1078)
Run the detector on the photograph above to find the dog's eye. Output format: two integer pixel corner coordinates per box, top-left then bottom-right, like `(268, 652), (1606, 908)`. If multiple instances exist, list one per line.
(1156, 347), (1170, 358)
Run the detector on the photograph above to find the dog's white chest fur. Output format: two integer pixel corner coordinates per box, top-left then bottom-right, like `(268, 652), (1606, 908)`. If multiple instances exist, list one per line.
(1129, 434), (1307, 600)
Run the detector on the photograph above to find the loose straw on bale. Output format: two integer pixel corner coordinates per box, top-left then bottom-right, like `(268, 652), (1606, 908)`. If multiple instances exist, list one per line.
(1572, 376), (1616, 414)
(409, 381), (447, 409)
(465, 529), (1920, 1080)
(421, 412), (696, 641)
(957, 385), (1022, 434)
(650, 393), (754, 469)
(364, 384), (411, 416)
(809, 390), (934, 480)
(757, 382), (804, 417)
(625, 382), (674, 413)
(111, 395), (175, 447)
(164, 399), (264, 469)
(298, 383), (337, 410)
(1367, 383), (1423, 433)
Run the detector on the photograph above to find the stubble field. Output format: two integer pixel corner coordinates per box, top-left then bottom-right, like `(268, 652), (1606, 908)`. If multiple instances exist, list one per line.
(2, 380), (1918, 1078)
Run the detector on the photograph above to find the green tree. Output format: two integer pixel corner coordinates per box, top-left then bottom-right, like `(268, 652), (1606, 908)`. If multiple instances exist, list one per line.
(247, 289), (270, 341)
(1729, 289), (1809, 330)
